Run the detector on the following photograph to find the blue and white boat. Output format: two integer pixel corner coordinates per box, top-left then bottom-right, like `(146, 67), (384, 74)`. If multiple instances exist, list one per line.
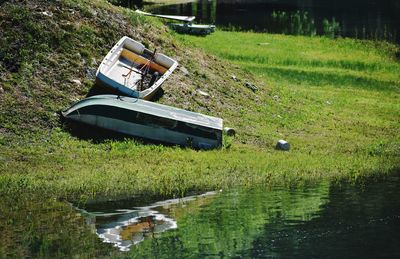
(96, 36), (178, 100)
(62, 95), (223, 149)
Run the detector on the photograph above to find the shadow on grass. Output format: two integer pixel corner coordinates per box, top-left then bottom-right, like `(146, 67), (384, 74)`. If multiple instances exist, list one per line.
(248, 65), (399, 92)
(61, 118), (134, 143)
(62, 120), (180, 150)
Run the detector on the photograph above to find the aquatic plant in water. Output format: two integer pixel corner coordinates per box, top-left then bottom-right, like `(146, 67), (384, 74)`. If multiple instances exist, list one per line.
(270, 11), (344, 39)
(271, 10), (316, 36)
(323, 17), (341, 39)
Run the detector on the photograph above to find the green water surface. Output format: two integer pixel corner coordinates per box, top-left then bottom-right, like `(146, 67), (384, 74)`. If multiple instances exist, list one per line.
(1, 173), (399, 258)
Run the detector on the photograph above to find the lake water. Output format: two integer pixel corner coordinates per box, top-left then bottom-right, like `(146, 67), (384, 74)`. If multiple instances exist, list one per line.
(131, 0), (400, 43)
(1, 172), (400, 257)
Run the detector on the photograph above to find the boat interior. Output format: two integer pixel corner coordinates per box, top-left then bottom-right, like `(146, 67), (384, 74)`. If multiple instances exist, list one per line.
(101, 41), (170, 91)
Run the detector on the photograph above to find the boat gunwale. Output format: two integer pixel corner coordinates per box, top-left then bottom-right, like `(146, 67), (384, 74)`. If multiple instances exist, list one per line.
(95, 36), (178, 99)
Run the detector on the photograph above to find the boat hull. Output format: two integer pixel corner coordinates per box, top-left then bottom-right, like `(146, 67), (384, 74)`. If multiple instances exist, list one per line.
(169, 23), (216, 35)
(62, 95), (223, 149)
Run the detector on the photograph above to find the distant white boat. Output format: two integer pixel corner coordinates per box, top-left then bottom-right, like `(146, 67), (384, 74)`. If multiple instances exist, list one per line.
(135, 10), (215, 35)
(96, 36), (178, 100)
(135, 9), (195, 22)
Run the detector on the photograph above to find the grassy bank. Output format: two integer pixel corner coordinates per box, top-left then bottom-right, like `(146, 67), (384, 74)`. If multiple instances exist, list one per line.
(0, 0), (399, 201)
(177, 32), (400, 159)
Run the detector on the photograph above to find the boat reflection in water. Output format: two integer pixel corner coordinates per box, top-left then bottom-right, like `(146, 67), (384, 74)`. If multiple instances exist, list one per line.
(78, 192), (217, 251)
(94, 210), (176, 251)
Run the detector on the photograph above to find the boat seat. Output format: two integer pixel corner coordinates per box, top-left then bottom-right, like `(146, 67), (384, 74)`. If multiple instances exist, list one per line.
(120, 49), (168, 74)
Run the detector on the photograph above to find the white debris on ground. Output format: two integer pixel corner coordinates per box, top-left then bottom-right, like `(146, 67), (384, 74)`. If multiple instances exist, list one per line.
(276, 139), (290, 151)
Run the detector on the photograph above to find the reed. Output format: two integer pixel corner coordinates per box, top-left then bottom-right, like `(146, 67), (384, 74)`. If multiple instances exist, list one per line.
(270, 10), (316, 36)
(323, 17), (341, 39)
(268, 10), (397, 43)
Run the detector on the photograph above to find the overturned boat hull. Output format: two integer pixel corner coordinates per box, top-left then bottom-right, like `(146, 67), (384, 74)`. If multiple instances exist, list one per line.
(62, 95), (223, 149)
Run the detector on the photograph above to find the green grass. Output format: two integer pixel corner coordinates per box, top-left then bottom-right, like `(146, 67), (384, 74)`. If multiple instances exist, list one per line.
(0, 1), (399, 201)
(177, 31), (400, 156)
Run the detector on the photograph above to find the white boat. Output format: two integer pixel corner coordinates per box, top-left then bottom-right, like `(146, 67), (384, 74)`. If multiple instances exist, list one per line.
(62, 95), (223, 149)
(135, 10), (215, 36)
(135, 9), (195, 23)
(96, 36), (178, 100)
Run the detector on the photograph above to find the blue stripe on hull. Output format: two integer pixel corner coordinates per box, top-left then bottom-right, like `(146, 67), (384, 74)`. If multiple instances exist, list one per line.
(97, 73), (139, 98)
